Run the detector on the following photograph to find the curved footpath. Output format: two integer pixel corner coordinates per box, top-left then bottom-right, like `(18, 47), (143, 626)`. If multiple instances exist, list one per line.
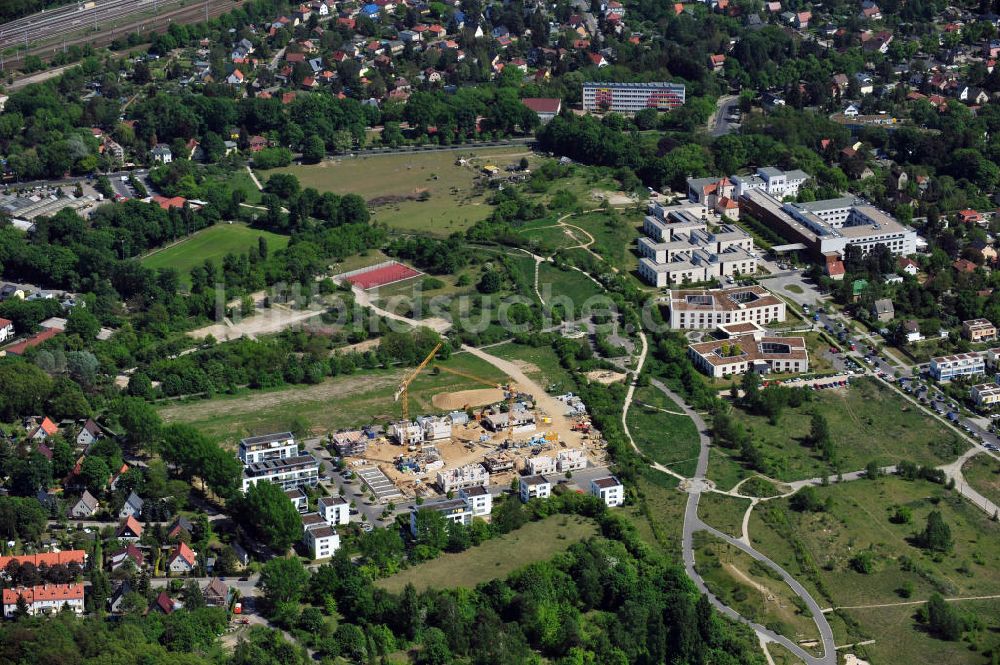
(649, 379), (838, 665)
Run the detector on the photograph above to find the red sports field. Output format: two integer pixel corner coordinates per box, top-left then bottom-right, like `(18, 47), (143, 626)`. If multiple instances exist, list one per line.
(346, 262), (422, 289)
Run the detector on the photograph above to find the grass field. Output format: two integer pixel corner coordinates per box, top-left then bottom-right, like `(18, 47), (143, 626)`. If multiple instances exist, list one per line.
(697, 492), (751, 539)
(142, 224), (289, 287)
(694, 531), (821, 650)
(270, 147), (533, 236)
(156, 352), (508, 444)
(538, 263), (605, 307)
(517, 224), (585, 253)
(748, 476), (1000, 665)
(628, 466), (685, 560)
(488, 341), (579, 394)
(962, 454), (1000, 508)
(723, 377), (967, 482)
(628, 385), (701, 477)
(376, 514), (598, 593)
(766, 642), (805, 665)
(560, 210), (642, 272)
(707, 448), (752, 492)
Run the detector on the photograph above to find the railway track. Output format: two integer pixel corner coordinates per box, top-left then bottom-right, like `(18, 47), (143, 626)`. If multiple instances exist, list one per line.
(0, 0), (242, 70)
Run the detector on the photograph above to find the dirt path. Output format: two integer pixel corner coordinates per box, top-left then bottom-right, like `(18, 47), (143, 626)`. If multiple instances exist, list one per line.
(460, 344), (585, 447)
(832, 594), (1000, 611)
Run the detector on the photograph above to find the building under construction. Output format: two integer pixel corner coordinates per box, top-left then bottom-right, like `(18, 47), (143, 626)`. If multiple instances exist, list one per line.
(436, 463), (490, 493)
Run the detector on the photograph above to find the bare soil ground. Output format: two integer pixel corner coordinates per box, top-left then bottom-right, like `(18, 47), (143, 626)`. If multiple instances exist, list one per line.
(431, 388), (505, 411)
(586, 369), (627, 385)
(187, 306), (325, 341)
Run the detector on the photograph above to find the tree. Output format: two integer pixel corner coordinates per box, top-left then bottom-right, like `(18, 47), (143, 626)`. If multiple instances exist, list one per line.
(477, 270), (502, 294)
(113, 397), (162, 451)
(260, 557), (309, 606)
(918, 510), (952, 552)
(126, 372), (153, 398)
(66, 351), (100, 388)
(924, 593), (963, 640)
(417, 627), (452, 665)
(65, 307), (100, 340)
(79, 456), (111, 494)
(235, 482), (302, 551)
(809, 413), (830, 448)
(302, 135), (325, 163)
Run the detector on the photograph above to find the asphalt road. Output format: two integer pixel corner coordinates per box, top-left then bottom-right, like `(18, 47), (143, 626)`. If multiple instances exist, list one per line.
(652, 378), (839, 665)
(709, 95), (740, 137)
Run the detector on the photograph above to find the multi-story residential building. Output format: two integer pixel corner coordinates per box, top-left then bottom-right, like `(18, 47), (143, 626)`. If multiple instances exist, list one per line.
(971, 383), (1000, 408)
(688, 334), (809, 378)
(582, 81), (686, 113)
(590, 476), (624, 507)
(241, 454), (320, 492)
(2, 584), (85, 617)
(388, 421), (424, 445)
(317, 496), (350, 525)
(417, 415), (452, 441)
(285, 488), (308, 513)
(238, 432), (297, 465)
(302, 514), (340, 560)
(740, 189), (917, 258)
(459, 485), (493, 517)
(556, 448), (587, 472)
(526, 455), (557, 475)
(963, 319), (998, 343)
(666, 285), (785, 329)
(331, 430), (368, 456)
(930, 353), (986, 381)
(409, 498), (473, 535)
(638, 203), (757, 287)
(0, 550), (86, 571)
(436, 464), (489, 493)
(519, 475), (552, 502)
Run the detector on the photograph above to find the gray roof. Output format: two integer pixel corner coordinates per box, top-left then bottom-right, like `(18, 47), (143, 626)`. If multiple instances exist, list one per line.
(124, 491), (144, 512)
(873, 299), (894, 314)
(76, 490), (99, 511)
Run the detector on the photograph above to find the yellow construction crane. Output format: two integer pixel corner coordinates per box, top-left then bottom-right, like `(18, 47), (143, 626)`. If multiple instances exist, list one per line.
(394, 342), (443, 422)
(434, 365), (519, 439)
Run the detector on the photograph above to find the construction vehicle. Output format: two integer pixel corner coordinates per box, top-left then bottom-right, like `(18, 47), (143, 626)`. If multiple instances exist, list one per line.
(394, 342), (443, 421)
(435, 364), (519, 439)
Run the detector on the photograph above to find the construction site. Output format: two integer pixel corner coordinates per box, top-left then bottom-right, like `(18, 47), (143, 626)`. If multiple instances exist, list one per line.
(327, 343), (608, 501)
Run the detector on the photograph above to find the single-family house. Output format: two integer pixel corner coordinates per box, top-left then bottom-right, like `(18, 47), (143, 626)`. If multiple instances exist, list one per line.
(167, 542), (197, 574)
(150, 144), (172, 164)
(116, 515), (143, 542)
(203, 578), (229, 607)
(898, 257), (919, 275)
(872, 298), (895, 322)
(119, 491), (144, 520)
(0, 317), (13, 343)
(109, 543), (144, 571)
(76, 419), (102, 448)
(68, 490), (100, 519)
(28, 417), (58, 441)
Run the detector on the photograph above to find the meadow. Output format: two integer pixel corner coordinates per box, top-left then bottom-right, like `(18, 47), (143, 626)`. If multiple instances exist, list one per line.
(627, 385), (701, 477)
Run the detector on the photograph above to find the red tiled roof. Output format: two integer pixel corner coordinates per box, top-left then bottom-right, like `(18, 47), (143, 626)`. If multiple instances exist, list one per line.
(2, 583), (84, 606)
(0, 317), (11, 328)
(521, 97), (561, 114)
(153, 591), (175, 614)
(118, 515), (143, 538)
(0, 551), (86, 570)
(152, 196), (186, 211)
(170, 541), (196, 566)
(5, 327), (60, 355)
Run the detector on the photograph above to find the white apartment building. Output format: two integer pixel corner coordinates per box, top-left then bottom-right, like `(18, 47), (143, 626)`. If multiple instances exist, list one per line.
(519, 475), (552, 502)
(302, 515), (340, 560)
(590, 476), (624, 507)
(436, 464), (490, 493)
(238, 432), (297, 465)
(410, 498), (474, 536)
(582, 81), (686, 113)
(688, 334), (809, 378)
(929, 353), (986, 382)
(241, 454), (321, 492)
(389, 421), (424, 445)
(317, 495), (350, 525)
(971, 383), (1000, 408)
(526, 455), (557, 475)
(459, 485), (493, 517)
(285, 488), (308, 513)
(688, 166), (809, 204)
(556, 448), (587, 472)
(3, 584), (85, 617)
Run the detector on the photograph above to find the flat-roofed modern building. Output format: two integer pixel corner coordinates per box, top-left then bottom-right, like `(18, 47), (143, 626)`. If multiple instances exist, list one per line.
(929, 353), (986, 382)
(241, 454), (320, 492)
(971, 383), (1000, 407)
(688, 334), (809, 378)
(638, 202), (757, 287)
(739, 189), (917, 258)
(410, 498), (474, 535)
(963, 318), (998, 343)
(238, 432), (297, 465)
(519, 475), (552, 503)
(666, 285), (786, 329)
(583, 81), (686, 113)
(590, 476), (624, 507)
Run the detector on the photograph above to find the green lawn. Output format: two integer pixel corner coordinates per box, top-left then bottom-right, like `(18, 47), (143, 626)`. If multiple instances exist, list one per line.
(626, 466), (685, 560)
(538, 263), (605, 309)
(707, 448), (751, 492)
(377, 514), (599, 593)
(141, 224), (289, 287)
(962, 454), (1000, 508)
(269, 147), (533, 236)
(748, 476), (1000, 665)
(726, 377), (967, 482)
(487, 341), (579, 394)
(697, 492), (751, 539)
(517, 225), (584, 254)
(561, 209), (642, 271)
(156, 352), (508, 444)
(628, 385), (701, 477)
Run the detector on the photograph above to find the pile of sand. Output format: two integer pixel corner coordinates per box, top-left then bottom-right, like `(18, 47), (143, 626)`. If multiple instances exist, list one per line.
(431, 388), (505, 411)
(585, 370), (627, 385)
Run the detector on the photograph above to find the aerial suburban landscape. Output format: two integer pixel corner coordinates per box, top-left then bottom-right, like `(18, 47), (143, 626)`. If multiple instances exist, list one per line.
(2, 0), (1000, 663)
